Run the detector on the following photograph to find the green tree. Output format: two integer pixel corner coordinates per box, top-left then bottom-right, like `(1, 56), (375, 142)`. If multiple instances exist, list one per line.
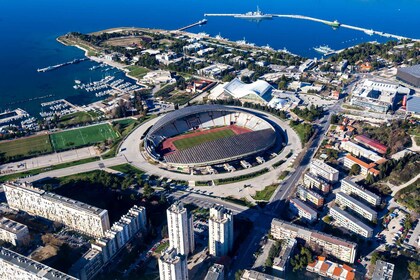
(408, 261), (420, 280)
(349, 164), (361, 175)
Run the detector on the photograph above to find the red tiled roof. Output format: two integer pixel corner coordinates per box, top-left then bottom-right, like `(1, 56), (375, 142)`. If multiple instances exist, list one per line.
(320, 262), (330, 272)
(354, 135), (387, 154)
(333, 267), (342, 276)
(346, 271), (355, 280)
(345, 154), (376, 169)
(342, 264), (353, 271)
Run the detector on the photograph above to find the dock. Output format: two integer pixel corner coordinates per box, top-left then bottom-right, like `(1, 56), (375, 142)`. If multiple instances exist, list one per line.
(37, 58), (88, 73)
(176, 19), (208, 32)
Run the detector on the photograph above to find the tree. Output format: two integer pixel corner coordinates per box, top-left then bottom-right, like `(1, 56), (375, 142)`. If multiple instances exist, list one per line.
(349, 164), (361, 175)
(143, 183), (154, 199)
(408, 261), (420, 280)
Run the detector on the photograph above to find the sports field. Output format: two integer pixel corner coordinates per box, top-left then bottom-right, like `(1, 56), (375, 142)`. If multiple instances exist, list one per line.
(0, 134), (53, 160)
(173, 129), (235, 150)
(50, 123), (119, 151)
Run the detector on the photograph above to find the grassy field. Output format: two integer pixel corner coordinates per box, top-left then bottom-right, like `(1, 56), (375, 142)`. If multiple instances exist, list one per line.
(109, 164), (144, 177)
(126, 65), (150, 79)
(0, 134), (53, 161)
(252, 184), (278, 201)
(50, 123), (119, 151)
(173, 129), (235, 150)
(58, 111), (101, 126)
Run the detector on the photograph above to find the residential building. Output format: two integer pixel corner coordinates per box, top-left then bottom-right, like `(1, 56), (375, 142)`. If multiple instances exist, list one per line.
(158, 247), (188, 280)
(209, 205), (233, 257)
(0, 217), (29, 246)
(353, 135), (387, 154)
(3, 182), (110, 237)
(397, 64), (420, 88)
(271, 219), (357, 263)
(141, 70), (175, 85)
(343, 154), (380, 177)
(197, 63), (233, 78)
(297, 185), (324, 208)
(240, 269), (284, 280)
(309, 159), (339, 182)
(70, 248), (103, 280)
(341, 178), (381, 206)
(335, 192), (377, 222)
(372, 260), (395, 280)
(307, 256), (355, 280)
(0, 247), (77, 280)
(289, 199), (317, 223)
(340, 140), (383, 162)
(273, 238), (296, 275)
(303, 173), (331, 194)
(156, 52), (180, 65)
(204, 264), (224, 280)
(329, 206), (373, 238)
(167, 202), (194, 256)
(299, 59), (316, 72)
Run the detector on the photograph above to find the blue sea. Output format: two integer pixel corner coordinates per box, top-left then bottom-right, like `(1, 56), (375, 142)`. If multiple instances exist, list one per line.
(0, 0), (419, 115)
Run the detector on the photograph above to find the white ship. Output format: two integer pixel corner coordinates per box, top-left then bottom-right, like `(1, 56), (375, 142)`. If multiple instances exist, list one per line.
(234, 6), (273, 19)
(313, 45), (335, 55)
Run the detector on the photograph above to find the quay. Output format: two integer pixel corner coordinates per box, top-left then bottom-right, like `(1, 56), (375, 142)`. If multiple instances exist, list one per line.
(204, 13), (420, 42)
(37, 57), (88, 73)
(176, 19), (208, 32)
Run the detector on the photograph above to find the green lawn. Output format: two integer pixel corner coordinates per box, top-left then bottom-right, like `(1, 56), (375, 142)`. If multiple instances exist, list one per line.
(0, 134), (53, 162)
(252, 184), (278, 201)
(58, 111), (101, 126)
(126, 65), (150, 79)
(50, 123), (119, 151)
(173, 129), (235, 150)
(109, 164), (144, 176)
(154, 241), (169, 254)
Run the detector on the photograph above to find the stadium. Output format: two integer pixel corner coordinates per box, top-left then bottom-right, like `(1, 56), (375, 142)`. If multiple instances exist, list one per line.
(144, 105), (282, 168)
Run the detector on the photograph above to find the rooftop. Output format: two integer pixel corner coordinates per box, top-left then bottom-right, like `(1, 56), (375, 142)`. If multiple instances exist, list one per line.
(311, 159), (339, 174)
(398, 64), (420, 78)
(372, 260), (395, 280)
(336, 192), (377, 216)
(341, 178), (380, 201)
(290, 198), (317, 217)
(0, 217), (28, 234)
(406, 96), (420, 114)
(330, 206), (373, 232)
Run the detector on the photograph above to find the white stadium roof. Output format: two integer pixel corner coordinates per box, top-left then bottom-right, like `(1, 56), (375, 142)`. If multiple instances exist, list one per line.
(223, 78), (273, 102)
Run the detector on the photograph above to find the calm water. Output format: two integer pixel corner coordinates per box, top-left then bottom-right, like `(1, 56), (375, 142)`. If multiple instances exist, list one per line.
(0, 0), (419, 115)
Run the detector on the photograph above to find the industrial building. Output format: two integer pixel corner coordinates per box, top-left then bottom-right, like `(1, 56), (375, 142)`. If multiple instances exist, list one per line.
(397, 64), (420, 88)
(209, 205), (234, 257)
(3, 182), (110, 238)
(303, 173), (331, 194)
(271, 219), (357, 263)
(309, 159), (339, 182)
(0, 247), (77, 280)
(197, 63), (233, 78)
(167, 202), (195, 256)
(297, 186), (324, 208)
(158, 248), (188, 280)
(329, 206), (373, 238)
(341, 178), (381, 206)
(289, 198), (317, 223)
(335, 192), (377, 222)
(406, 96), (420, 117)
(0, 217), (29, 246)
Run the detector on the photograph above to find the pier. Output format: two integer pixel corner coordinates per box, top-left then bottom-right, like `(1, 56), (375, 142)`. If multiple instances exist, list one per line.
(177, 19), (208, 32)
(37, 58), (88, 73)
(204, 13), (420, 42)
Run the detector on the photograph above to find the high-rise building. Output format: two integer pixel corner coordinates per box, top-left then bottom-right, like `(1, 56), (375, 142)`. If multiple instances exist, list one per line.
(309, 159), (339, 182)
(158, 247), (188, 280)
(3, 182), (110, 237)
(167, 202), (194, 256)
(209, 205), (233, 257)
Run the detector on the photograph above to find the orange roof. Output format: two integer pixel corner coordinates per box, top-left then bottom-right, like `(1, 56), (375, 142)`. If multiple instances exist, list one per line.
(347, 126), (355, 132)
(307, 261), (317, 268)
(345, 154), (376, 169)
(375, 158), (387, 165)
(333, 267), (342, 276)
(346, 271), (355, 280)
(342, 264), (353, 271)
(339, 125), (346, 131)
(368, 168), (380, 176)
(320, 262), (330, 272)
(318, 256), (326, 261)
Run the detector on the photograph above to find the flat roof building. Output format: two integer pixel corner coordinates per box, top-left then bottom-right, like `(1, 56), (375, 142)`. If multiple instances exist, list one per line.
(372, 260), (395, 280)
(204, 264), (224, 280)
(273, 238), (296, 275)
(406, 96), (420, 117)
(330, 206), (373, 238)
(341, 178), (381, 206)
(397, 64), (420, 88)
(309, 159), (339, 182)
(297, 185), (324, 208)
(271, 219), (357, 263)
(167, 202), (194, 256)
(158, 248), (188, 280)
(336, 192), (377, 222)
(289, 199), (317, 223)
(0, 217), (29, 246)
(303, 173), (331, 194)
(209, 205), (233, 257)
(240, 269), (284, 280)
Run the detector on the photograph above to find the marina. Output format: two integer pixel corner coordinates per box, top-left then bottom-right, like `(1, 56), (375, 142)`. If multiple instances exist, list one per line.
(313, 45), (336, 56)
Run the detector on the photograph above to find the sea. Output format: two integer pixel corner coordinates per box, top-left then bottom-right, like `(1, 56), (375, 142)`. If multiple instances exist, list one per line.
(0, 0), (419, 116)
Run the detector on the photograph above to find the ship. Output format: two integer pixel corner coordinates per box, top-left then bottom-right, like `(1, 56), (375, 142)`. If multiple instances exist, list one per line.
(313, 45), (335, 55)
(234, 6), (273, 19)
(215, 33), (228, 41)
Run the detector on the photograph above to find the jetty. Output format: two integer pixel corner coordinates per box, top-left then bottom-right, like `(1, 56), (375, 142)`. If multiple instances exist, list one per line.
(37, 58), (88, 73)
(176, 19), (208, 32)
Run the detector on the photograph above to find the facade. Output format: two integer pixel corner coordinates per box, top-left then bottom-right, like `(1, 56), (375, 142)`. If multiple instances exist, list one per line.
(158, 247), (188, 280)
(3, 182), (110, 237)
(273, 238), (296, 275)
(209, 205), (234, 257)
(240, 270), (284, 280)
(297, 185), (324, 208)
(204, 264), (224, 280)
(0, 217), (29, 246)
(343, 154), (380, 176)
(289, 198), (317, 223)
(329, 206), (373, 238)
(309, 159), (339, 182)
(0, 247), (77, 280)
(372, 260), (395, 280)
(340, 140), (383, 162)
(397, 64), (420, 88)
(167, 202), (194, 256)
(303, 173), (331, 194)
(335, 192), (377, 222)
(271, 219), (357, 263)
(341, 178), (381, 206)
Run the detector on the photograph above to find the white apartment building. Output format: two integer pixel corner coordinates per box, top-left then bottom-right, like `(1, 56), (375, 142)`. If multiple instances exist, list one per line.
(209, 205), (234, 257)
(0, 217), (29, 246)
(330, 206), (373, 238)
(0, 247), (77, 280)
(336, 192), (377, 222)
(167, 202), (194, 256)
(341, 178), (381, 206)
(303, 173), (331, 194)
(3, 182), (110, 237)
(158, 247), (188, 280)
(204, 264), (225, 280)
(289, 198), (317, 223)
(340, 140), (383, 162)
(310, 159), (339, 182)
(297, 185), (324, 207)
(271, 219), (357, 263)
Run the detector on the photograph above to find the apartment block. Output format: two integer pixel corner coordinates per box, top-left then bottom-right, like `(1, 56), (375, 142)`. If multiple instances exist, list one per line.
(289, 198), (317, 223)
(309, 159), (339, 182)
(297, 185), (324, 208)
(341, 178), (380, 206)
(330, 206), (373, 238)
(3, 182), (110, 237)
(167, 202), (195, 256)
(204, 264), (224, 280)
(209, 205), (234, 257)
(270, 219), (357, 263)
(0, 217), (29, 246)
(343, 154), (380, 177)
(158, 247), (188, 280)
(303, 173), (331, 194)
(340, 140), (383, 162)
(335, 192), (377, 222)
(273, 238), (296, 275)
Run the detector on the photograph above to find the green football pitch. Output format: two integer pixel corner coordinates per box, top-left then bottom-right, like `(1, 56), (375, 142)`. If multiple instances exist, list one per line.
(50, 123), (119, 151)
(172, 129), (235, 150)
